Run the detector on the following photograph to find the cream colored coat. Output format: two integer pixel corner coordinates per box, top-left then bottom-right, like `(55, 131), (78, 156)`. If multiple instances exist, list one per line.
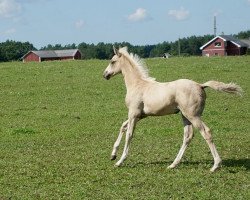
(103, 47), (242, 172)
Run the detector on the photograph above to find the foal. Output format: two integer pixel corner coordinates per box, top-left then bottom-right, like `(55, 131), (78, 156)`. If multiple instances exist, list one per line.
(103, 46), (242, 172)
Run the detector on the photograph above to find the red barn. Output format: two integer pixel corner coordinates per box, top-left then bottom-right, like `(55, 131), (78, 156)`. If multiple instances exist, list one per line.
(22, 49), (82, 62)
(200, 35), (249, 57)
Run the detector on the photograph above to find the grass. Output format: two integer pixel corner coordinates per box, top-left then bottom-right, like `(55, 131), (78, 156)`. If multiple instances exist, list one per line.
(0, 56), (249, 199)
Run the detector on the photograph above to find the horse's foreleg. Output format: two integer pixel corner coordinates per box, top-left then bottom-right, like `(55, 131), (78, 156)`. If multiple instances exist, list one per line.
(168, 116), (193, 169)
(111, 120), (128, 160)
(115, 117), (137, 167)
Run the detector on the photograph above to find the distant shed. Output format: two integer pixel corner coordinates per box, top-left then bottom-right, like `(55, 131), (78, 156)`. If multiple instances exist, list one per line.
(22, 49), (82, 62)
(162, 53), (171, 58)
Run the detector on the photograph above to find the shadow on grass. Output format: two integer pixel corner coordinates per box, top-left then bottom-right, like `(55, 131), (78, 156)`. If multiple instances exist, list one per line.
(124, 159), (194, 168)
(133, 160), (209, 168)
(222, 158), (250, 171)
(125, 158), (250, 171)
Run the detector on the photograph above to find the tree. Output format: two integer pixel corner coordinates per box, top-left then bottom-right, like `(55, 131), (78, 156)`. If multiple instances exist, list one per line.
(0, 40), (36, 62)
(0, 30), (248, 62)
(235, 30), (250, 39)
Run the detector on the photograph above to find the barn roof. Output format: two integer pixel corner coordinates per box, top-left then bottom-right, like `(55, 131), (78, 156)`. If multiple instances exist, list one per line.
(200, 35), (249, 50)
(32, 50), (58, 58)
(54, 49), (80, 57)
(240, 39), (250, 48)
(23, 49), (80, 59)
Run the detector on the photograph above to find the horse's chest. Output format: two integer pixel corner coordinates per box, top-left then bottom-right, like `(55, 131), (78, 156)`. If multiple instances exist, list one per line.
(125, 94), (141, 108)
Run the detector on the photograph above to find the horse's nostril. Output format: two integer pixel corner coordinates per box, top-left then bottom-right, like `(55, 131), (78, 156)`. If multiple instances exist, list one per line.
(103, 72), (111, 80)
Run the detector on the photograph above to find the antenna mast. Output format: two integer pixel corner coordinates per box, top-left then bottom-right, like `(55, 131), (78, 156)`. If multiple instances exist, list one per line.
(214, 15), (217, 37)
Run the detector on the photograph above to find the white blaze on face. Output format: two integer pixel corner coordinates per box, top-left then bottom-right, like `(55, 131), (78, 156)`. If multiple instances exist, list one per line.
(103, 63), (114, 80)
(103, 54), (122, 80)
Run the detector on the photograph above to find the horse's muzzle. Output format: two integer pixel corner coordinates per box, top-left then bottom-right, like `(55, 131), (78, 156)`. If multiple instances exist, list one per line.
(103, 71), (111, 80)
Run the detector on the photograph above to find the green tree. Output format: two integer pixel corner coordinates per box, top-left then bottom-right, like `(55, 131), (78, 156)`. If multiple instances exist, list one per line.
(0, 40), (36, 62)
(235, 30), (250, 39)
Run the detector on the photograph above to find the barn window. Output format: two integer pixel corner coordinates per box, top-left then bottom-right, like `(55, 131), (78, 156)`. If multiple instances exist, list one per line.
(215, 42), (222, 47)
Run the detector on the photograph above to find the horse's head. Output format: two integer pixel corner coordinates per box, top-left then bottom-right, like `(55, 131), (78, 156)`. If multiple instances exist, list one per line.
(103, 46), (123, 80)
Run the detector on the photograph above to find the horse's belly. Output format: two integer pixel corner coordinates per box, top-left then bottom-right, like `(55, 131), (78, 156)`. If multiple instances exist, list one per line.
(142, 83), (178, 116)
(143, 103), (179, 116)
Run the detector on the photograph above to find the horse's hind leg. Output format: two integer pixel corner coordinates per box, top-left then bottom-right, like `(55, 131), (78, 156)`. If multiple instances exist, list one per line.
(190, 117), (222, 172)
(168, 115), (194, 169)
(111, 120), (128, 160)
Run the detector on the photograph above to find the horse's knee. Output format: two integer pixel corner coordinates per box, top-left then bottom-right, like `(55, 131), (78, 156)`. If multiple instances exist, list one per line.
(201, 128), (213, 142)
(188, 131), (194, 141)
(203, 133), (213, 142)
(202, 124), (214, 141)
(186, 135), (194, 144)
(121, 120), (128, 131)
(193, 122), (213, 142)
(184, 126), (194, 144)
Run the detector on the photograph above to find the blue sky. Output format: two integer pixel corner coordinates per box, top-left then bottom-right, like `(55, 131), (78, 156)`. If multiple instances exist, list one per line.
(0, 0), (250, 48)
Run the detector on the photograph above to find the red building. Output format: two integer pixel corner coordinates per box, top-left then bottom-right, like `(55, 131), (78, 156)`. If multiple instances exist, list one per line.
(22, 49), (82, 62)
(200, 35), (249, 57)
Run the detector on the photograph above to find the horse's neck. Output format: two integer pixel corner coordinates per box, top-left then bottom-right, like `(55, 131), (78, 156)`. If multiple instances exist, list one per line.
(122, 63), (142, 91)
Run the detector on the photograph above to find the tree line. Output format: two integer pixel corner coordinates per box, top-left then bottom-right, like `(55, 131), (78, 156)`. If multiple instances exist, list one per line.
(0, 30), (249, 62)
(40, 35), (217, 59)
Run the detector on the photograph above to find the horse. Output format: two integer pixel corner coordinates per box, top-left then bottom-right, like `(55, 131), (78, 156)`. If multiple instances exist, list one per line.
(103, 46), (242, 172)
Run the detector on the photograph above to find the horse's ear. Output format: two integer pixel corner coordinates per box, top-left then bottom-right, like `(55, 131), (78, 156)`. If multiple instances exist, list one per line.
(113, 46), (122, 57)
(113, 46), (118, 55)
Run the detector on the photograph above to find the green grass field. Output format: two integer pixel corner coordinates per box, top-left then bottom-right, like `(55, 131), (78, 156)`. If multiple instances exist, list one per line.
(0, 56), (249, 199)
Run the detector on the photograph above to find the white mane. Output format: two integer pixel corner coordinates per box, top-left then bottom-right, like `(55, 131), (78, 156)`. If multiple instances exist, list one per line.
(118, 47), (155, 81)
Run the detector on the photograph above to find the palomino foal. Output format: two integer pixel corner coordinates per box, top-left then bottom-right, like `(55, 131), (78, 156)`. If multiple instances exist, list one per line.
(103, 46), (242, 172)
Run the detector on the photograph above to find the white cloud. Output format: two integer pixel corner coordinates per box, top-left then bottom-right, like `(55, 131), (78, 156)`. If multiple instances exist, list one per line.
(0, 28), (16, 35)
(0, 0), (22, 18)
(75, 19), (84, 29)
(168, 7), (190, 21)
(127, 8), (148, 22)
(4, 28), (16, 34)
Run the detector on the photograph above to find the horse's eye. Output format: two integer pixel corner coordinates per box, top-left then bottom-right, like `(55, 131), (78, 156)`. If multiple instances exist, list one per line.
(111, 60), (116, 64)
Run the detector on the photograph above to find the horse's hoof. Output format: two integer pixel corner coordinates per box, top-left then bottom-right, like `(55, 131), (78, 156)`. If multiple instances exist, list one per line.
(114, 162), (122, 167)
(167, 164), (176, 169)
(210, 165), (220, 172)
(110, 155), (117, 160)
(114, 164), (120, 167)
(210, 161), (222, 172)
(210, 168), (216, 172)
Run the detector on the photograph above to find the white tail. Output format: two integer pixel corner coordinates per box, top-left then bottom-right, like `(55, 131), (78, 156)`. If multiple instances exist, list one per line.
(201, 81), (243, 96)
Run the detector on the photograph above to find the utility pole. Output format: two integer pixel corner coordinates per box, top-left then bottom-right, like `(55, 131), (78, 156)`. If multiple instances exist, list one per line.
(178, 37), (181, 56)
